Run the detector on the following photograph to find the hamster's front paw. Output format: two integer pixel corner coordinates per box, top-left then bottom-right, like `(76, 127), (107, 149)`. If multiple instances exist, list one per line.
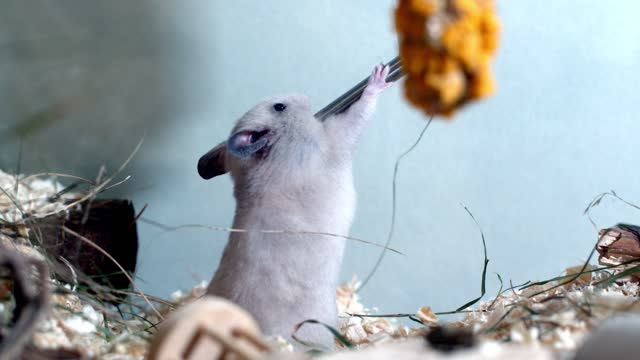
(363, 64), (393, 98)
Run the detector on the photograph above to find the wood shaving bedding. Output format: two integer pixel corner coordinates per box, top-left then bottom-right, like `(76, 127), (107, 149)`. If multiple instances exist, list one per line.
(2, 169), (640, 359)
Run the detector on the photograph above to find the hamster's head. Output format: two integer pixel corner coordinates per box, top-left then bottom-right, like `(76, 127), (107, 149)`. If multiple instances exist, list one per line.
(198, 94), (322, 180)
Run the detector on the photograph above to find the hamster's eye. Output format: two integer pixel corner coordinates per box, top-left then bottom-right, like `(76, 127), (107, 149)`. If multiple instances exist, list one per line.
(273, 103), (287, 112)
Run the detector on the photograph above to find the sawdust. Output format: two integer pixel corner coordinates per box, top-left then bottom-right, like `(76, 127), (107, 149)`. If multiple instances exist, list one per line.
(2, 169), (640, 359)
(333, 266), (640, 358)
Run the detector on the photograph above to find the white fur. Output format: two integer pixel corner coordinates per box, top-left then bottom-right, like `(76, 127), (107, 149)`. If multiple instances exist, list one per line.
(205, 66), (390, 348)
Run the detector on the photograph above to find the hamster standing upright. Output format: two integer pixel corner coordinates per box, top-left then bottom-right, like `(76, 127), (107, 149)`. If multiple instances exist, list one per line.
(197, 65), (393, 348)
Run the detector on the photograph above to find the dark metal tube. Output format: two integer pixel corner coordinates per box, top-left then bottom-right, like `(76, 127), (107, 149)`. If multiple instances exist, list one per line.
(329, 66), (404, 116)
(315, 56), (404, 121)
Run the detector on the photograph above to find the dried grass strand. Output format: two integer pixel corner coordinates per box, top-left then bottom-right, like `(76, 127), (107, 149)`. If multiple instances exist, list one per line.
(12, 138), (144, 221)
(358, 116), (434, 291)
(139, 219), (403, 255)
(61, 226), (164, 320)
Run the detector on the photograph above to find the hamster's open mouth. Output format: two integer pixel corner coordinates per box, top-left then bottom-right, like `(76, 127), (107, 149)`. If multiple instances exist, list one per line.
(249, 129), (272, 158)
(227, 129), (273, 159)
(248, 129), (270, 144)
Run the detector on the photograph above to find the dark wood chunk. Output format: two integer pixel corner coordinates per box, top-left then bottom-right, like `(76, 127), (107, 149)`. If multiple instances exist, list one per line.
(425, 326), (475, 352)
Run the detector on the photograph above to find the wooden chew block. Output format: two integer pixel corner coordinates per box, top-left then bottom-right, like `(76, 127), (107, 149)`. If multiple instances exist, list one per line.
(597, 224), (640, 260)
(148, 296), (271, 360)
(38, 199), (138, 292)
(596, 223), (640, 283)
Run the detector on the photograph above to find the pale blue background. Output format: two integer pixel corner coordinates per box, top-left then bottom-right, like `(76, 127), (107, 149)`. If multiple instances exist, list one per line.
(2, 1), (640, 316)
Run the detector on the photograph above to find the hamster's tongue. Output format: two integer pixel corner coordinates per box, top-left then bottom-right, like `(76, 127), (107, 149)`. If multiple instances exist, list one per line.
(236, 130), (269, 144)
(235, 132), (252, 145)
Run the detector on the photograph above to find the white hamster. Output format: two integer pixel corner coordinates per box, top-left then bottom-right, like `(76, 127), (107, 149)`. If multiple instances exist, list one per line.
(197, 65), (393, 348)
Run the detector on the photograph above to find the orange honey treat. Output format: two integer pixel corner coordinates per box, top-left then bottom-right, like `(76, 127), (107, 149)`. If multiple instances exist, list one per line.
(395, 0), (500, 117)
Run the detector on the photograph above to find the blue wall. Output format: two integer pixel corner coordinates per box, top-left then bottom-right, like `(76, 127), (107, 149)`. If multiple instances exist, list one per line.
(2, 1), (640, 316)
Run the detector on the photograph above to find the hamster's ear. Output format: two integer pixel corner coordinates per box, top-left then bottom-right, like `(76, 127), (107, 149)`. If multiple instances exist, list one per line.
(198, 142), (228, 179)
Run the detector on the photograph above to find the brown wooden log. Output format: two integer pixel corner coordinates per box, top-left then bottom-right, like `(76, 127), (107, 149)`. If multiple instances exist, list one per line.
(38, 199), (138, 293)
